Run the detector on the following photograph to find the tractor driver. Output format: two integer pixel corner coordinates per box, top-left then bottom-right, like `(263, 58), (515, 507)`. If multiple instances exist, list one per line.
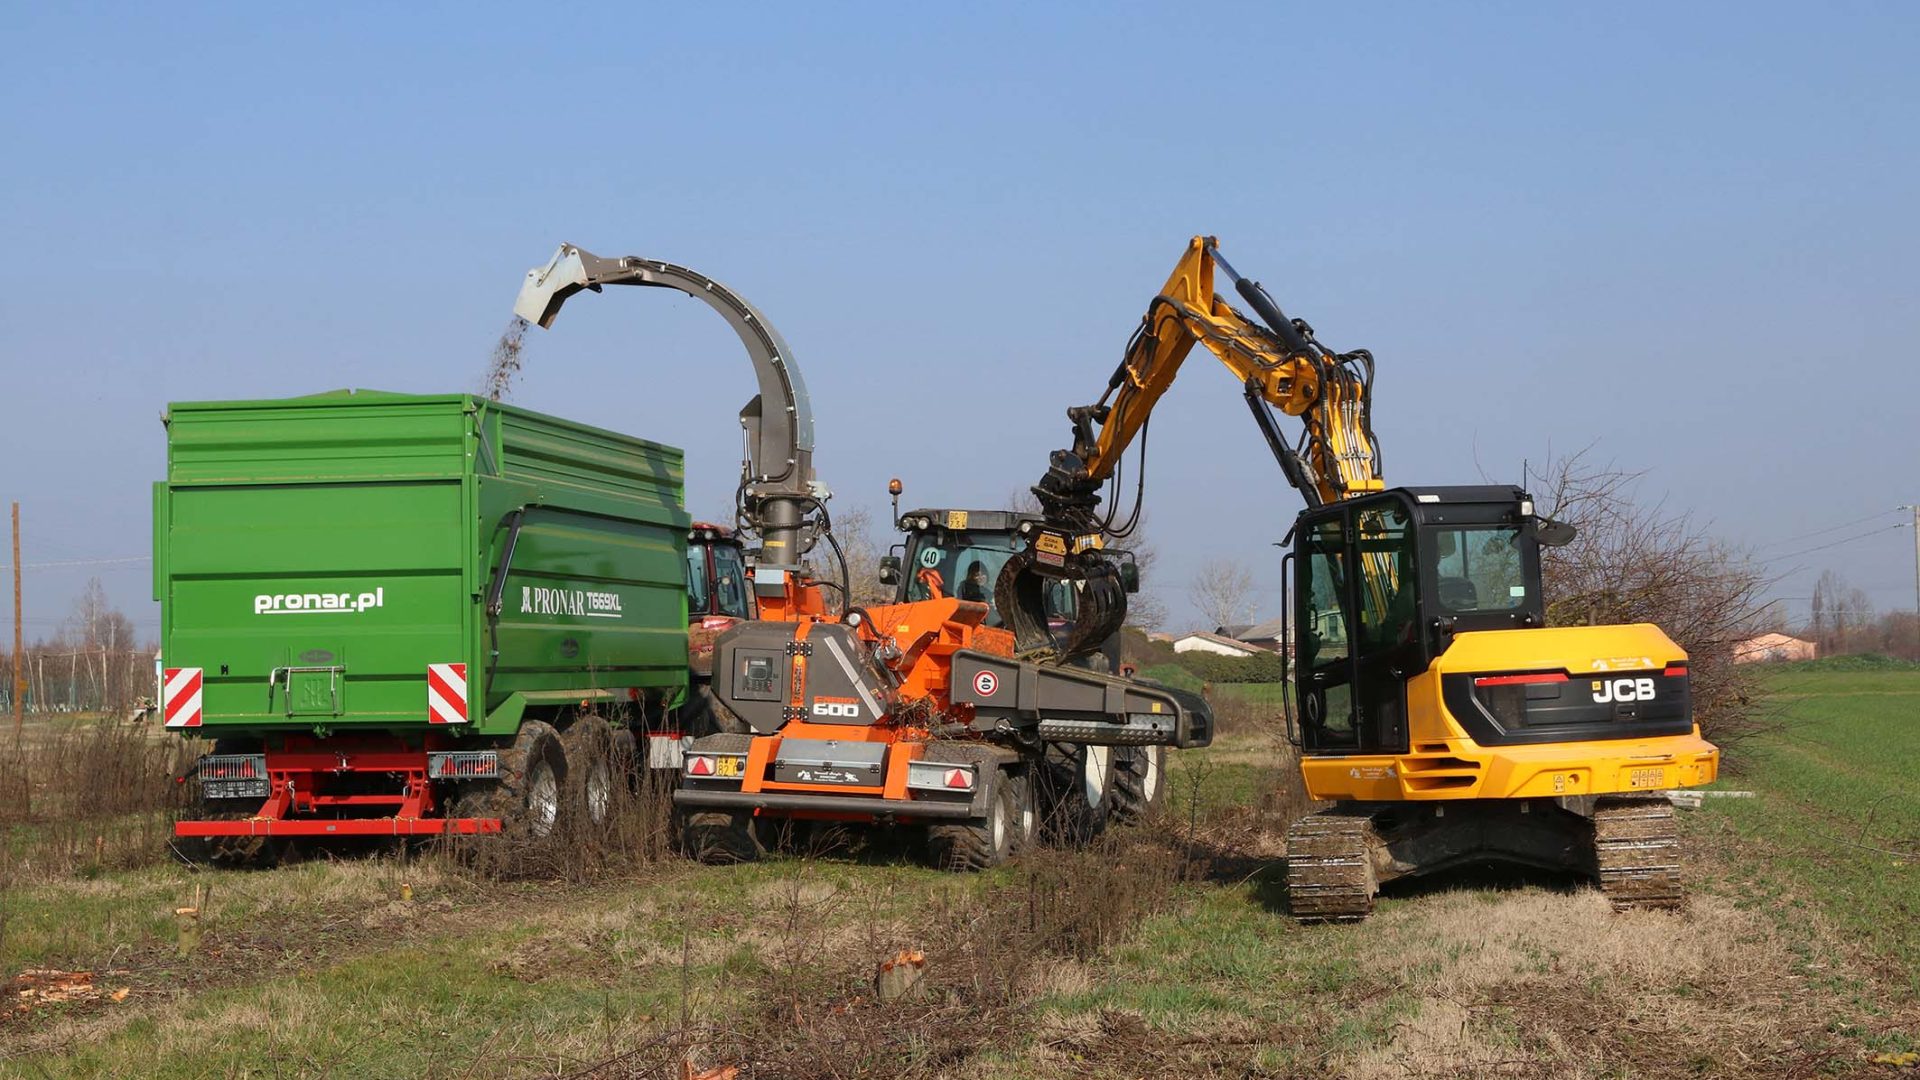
(958, 561), (991, 603)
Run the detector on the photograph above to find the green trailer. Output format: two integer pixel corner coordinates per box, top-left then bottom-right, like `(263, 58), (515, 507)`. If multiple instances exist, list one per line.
(155, 389), (692, 844)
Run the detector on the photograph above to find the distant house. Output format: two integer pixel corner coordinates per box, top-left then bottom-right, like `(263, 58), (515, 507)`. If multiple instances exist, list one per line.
(1173, 631), (1263, 658)
(1734, 633), (1817, 663)
(1221, 617), (1289, 653)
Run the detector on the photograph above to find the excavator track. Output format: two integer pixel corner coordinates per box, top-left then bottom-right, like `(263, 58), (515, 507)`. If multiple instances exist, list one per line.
(1591, 795), (1683, 910)
(1285, 809), (1378, 921)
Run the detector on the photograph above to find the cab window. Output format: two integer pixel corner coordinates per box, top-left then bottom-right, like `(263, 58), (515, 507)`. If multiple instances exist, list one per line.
(904, 533), (1076, 629)
(1354, 505), (1417, 652)
(1299, 516), (1356, 748)
(684, 544), (712, 616)
(711, 544), (751, 618)
(1428, 526), (1527, 613)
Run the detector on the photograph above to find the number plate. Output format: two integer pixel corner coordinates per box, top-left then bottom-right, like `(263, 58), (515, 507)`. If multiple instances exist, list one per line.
(1627, 766), (1666, 789)
(716, 756), (741, 778)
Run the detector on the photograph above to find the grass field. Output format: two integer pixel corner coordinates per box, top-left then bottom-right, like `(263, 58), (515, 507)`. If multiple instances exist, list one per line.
(1, 670), (1915, 1078)
(1699, 660), (1920, 998)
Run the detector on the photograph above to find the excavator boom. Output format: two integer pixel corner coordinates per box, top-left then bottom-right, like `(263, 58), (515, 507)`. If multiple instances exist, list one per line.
(1001, 236), (1385, 659)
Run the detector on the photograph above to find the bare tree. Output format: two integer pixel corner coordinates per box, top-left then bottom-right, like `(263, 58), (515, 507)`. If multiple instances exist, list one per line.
(1528, 451), (1769, 749)
(1188, 557), (1257, 634)
(825, 504), (895, 611)
(1809, 569), (1874, 656)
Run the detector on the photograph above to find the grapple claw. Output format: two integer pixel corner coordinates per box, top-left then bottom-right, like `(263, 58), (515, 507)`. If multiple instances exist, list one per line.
(994, 550), (1128, 665)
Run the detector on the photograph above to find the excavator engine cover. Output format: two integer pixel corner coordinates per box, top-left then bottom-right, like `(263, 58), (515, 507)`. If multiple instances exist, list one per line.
(713, 620), (893, 734)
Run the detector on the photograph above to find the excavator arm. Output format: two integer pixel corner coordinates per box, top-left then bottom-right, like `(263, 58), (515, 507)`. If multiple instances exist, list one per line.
(514, 245), (827, 615)
(1055, 235), (1382, 510)
(1001, 236), (1385, 660)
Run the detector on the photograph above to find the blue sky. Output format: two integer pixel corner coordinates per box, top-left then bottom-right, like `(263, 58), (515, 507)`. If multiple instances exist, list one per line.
(2, 3), (1916, 637)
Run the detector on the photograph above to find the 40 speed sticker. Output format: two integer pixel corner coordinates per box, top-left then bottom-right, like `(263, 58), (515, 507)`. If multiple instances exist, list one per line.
(973, 670), (999, 697)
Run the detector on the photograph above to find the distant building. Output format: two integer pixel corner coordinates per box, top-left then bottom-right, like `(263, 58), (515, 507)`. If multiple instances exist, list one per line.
(1221, 617), (1290, 653)
(1173, 631), (1263, 658)
(1734, 633), (1817, 663)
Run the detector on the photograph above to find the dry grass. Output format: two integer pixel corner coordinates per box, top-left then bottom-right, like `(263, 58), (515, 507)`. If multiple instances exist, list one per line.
(2, 694), (1913, 1078)
(436, 759), (683, 883)
(0, 716), (199, 884)
(1337, 891), (1799, 1078)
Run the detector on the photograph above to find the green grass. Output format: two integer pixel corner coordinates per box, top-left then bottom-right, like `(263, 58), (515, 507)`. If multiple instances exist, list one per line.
(1704, 662), (1920, 994)
(5, 672), (1916, 1076)
(1209, 682), (1286, 706)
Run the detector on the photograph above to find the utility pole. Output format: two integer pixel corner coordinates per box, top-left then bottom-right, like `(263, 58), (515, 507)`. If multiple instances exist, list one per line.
(1905, 505), (1920, 662)
(11, 502), (22, 739)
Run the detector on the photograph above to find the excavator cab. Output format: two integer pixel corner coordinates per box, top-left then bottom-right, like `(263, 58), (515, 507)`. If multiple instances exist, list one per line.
(1288, 486), (1553, 756)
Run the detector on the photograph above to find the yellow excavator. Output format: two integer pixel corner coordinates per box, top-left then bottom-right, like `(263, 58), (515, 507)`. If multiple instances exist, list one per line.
(998, 236), (1720, 920)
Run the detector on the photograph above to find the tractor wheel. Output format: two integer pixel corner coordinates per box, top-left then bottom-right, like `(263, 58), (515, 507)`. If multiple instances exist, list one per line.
(561, 715), (618, 832)
(927, 768), (1017, 872)
(682, 811), (765, 863)
(1109, 744), (1168, 825)
(678, 733), (760, 862)
(1006, 766), (1039, 855)
(682, 681), (749, 737)
(451, 719), (567, 842)
(1038, 741), (1117, 846)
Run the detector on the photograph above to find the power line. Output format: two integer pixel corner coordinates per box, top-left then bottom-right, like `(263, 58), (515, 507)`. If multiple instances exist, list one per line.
(1759, 521), (1911, 566)
(0, 555), (151, 572)
(1755, 508), (1906, 550)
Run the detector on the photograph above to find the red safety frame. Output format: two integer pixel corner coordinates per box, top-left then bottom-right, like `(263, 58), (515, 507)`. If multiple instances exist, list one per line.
(174, 732), (503, 838)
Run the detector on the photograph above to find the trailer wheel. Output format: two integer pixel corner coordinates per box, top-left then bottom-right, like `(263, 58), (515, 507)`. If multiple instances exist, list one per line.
(452, 719), (567, 841)
(1110, 745), (1167, 825)
(1038, 741), (1116, 846)
(928, 768), (1017, 872)
(175, 810), (285, 869)
(562, 715), (618, 830)
(174, 738), (284, 869)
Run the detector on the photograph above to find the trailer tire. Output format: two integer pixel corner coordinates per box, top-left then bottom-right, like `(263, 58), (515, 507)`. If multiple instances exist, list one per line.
(562, 715), (618, 831)
(175, 810), (285, 869)
(1110, 744), (1167, 825)
(1038, 741), (1116, 846)
(175, 738), (284, 869)
(452, 719), (567, 842)
(928, 768), (1017, 872)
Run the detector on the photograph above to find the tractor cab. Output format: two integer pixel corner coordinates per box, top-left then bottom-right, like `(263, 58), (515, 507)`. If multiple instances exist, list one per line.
(687, 522), (753, 622)
(1287, 486), (1576, 756)
(881, 507), (1134, 668)
(687, 522), (753, 678)
(882, 509), (1074, 624)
